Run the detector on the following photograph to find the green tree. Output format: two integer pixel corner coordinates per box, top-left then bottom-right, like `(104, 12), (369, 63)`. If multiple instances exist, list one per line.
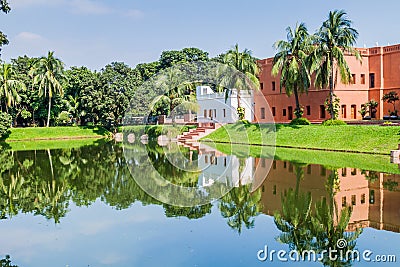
(0, 63), (26, 113)
(29, 51), (65, 127)
(222, 44), (260, 118)
(272, 23), (313, 119)
(382, 91), (399, 116)
(311, 10), (361, 119)
(0, 0), (10, 57)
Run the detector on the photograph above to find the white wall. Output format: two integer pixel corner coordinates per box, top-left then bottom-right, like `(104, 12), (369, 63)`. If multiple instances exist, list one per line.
(196, 86), (254, 123)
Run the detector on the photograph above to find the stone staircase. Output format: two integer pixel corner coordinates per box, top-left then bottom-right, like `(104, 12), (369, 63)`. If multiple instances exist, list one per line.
(177, 124), (221, 150)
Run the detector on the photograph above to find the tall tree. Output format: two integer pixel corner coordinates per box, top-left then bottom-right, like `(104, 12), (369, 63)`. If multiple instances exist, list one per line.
(272, 23), (313, 119)
(311, 10), (360, 119)
(29, 51), (65, 127)
(221, 44), (260, 119)
(0, 63), (25, 113)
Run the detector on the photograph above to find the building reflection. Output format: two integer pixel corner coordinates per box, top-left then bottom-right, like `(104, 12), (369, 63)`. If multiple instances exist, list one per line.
(254, 159), (400, 233)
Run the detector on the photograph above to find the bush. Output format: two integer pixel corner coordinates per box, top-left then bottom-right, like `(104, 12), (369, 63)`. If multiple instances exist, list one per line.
(290, 118), (311, 125)
(322, 119), (347, 126)
(145, 125), (166, 138)
(0, 112), (12, 138)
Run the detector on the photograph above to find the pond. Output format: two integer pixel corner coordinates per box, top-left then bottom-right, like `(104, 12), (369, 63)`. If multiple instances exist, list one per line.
(0, 141), (399, 266)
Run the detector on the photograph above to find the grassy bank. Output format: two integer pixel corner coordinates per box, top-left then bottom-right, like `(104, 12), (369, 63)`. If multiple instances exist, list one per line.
(208, 142), (400, 174)
(203, 123), (400, 155)
(2, 126), (110, 142)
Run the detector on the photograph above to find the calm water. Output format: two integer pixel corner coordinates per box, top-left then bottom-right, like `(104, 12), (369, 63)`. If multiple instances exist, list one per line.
(0, 141), (399, 267)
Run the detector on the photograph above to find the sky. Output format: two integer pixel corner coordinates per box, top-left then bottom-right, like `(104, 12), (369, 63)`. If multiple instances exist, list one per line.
(0, 0), (399, 70)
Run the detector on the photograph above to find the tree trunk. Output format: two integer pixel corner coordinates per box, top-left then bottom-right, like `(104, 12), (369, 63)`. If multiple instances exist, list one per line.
(47, 96), (51, 127)
(293, 86), (301, 119)
(329, 54), (335, 119)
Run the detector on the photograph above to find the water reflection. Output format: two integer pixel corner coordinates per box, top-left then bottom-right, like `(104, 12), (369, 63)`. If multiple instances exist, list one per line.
(0, 141), (399, 266)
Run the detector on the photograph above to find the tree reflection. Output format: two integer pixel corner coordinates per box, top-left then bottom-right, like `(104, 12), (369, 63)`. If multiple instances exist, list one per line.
(274, 168), (362, 267)
(219, 158), (263, 234)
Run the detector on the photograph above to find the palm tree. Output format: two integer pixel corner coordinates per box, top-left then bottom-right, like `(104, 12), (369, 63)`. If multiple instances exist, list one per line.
(222, 44), (260, 119)
(272, 23), (313, 119)
(311, 10), (361, 119)
(29, 51), (64, 127)
(0, 63), (25, 113)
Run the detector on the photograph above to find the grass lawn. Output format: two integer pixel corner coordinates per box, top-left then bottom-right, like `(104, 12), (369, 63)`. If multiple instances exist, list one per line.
(1, 126), (110, 142)
(203, 123), (400, 155)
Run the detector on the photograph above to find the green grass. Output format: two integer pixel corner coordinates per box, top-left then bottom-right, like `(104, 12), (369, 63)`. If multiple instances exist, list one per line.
(203, 123), (400, 155)
(209, 142), (400, 174)
(2, 126), (110, 142)
(2, 138), (106, 151)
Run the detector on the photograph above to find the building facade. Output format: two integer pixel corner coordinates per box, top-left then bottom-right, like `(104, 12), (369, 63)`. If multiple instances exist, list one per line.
(254, 44), (400, 123)
(196, 86), (254, 124)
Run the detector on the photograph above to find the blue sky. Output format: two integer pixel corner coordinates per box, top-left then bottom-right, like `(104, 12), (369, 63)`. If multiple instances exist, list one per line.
(0, 0), (399, 70)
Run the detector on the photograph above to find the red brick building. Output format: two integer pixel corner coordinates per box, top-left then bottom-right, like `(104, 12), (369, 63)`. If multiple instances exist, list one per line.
(254, 44), (400, 123)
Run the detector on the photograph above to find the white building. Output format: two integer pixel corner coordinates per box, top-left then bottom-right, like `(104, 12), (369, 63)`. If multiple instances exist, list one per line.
(196, 86), (254, 124)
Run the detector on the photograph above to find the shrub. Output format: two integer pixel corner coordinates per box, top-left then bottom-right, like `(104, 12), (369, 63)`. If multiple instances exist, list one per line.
(290, 118), (311, 125)
(145, 125), (166, 138)
(0, 112), (12, 138)
(322, 119), (347, 126)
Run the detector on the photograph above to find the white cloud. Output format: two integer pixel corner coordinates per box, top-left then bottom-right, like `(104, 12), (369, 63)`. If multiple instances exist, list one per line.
(124, 9), (145, 19)
(15, 31), (44, 42)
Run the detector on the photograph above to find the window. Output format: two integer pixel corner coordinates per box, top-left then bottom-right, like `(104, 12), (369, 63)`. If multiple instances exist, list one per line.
(288, 106), (293, 120)
(260, 108), (265, 119)
(361, 74), (365, 84)
(272, 81), (276, 91)
(342, 196), (347, 207)
(204, 109), (207, 118)
(273, 161), (277, 169)
(223, 109), (226, 117)
(224, 157), (227, 167)
(361, 194), (366, 204)
(369, 73), (375, 88)
(272, 107), (276, 116)
(205, 155), (208, 163)
(351, 105), (356, 119)
(320, 105), (326, 119)
(283, 109), (287, 116)
(320, 166), (326, 176)
(351, 74), (356, 84)
(202, 88), (207, 95)
(260, 82), (264, 90)
(214, 109), (217, 118)
(341, 105), (347, 119)
(351, 168), (357, 176)
(283, 162), (287, 168)
(288, 163), (293, 173)
(307, 165), (312, 174)
(262, 185), (265, 193)
(306, 106), (311, 116)
(351, 195), (356, 206)
(342, 168), (347, 177)
(273, 185), (277, 195)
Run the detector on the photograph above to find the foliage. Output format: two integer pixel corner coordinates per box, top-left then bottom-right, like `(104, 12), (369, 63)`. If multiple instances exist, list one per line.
(0, 63), (26, 112)
(324, 94), (340, 120)
(290, 117), (311, 125)
(29, 51), (65, 127)
(0, 0), (10, 56)
(382, 91), (399, 116)
(272, 23), (313, 118)
(237, 107), (245, 120)
(145, 125), (167, 138)
(321, 119), (347, 126)
(55, 111), (70, 126)
(0, 255), (18, 267)
(311, 10), (360, 119)
(0, 111), (11, 137)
